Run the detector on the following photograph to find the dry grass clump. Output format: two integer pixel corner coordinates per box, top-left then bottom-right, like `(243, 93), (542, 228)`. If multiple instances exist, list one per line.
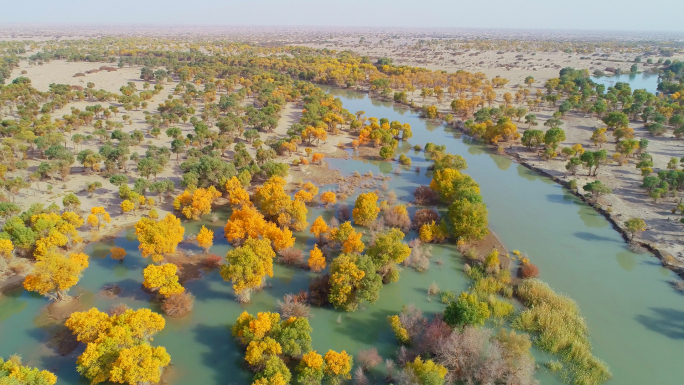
(428, 282), (440, 296)
(276, 292), (310, 319)
(277, 247), (304, 266)
(513, 279), (611, 385)
(403, 242), (432, 272)
(162, 292), (195, 318)
(413, 186), (438, 206)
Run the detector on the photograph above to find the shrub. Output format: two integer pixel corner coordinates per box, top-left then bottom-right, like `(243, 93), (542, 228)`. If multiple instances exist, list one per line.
(277, 292), (311, 319)
(110, 247), (126, 261)
(204, 255), (222, 269)
(383, 206), (411, 232)
(278, 247), (304, 266)
(357, 348), (382, 370)
(162, 292), (195, 318)
(435, 326), (535, 385)
(519, 261), (540, 279)
(308, 274), (331, 306)
(414, 186), (438, 206)
(338, 204), (351, 222)
(439, 290), (456, 304)
(428, 282), (440, 296)
(443, 292), (490, 327)
(412, 209), (440, 230)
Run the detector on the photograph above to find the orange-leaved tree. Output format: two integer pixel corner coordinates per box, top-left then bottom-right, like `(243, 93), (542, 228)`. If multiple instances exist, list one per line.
(225, 176), (251, 207)
(309, 216), (329, 241)
(173, 186), (222, 220)
(320, 191), (337, 207)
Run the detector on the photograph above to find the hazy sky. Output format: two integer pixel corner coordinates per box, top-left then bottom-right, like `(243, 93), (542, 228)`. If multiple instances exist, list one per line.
(4, 0), (684, 32)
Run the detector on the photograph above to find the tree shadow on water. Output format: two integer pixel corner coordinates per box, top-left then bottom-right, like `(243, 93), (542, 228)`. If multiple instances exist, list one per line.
(573, 231), (621, 243)
(334, 308), (394, 344)
(635, 307), (684, 339)
(193, 323), (250, 384)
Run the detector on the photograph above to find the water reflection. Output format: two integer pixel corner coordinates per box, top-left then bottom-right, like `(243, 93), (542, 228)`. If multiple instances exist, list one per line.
(616, 251), (637, 271)
(577, 205), (609, 228)
(490, 153), (512, 171)
(0, 290), (28, 324)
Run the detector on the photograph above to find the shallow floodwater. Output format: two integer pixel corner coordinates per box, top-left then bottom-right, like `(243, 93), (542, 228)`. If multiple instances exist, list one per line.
(2, 86), (683, 385)
(591, 72), (660, 94)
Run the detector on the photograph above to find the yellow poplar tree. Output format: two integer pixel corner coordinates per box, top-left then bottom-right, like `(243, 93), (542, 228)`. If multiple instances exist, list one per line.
(320, 191), (337, 206)
(323, 350), (353, 385)
(23, 251), (89, 301)
(65, 307), (170, 385)
(220, 238), (275, 295)
(352, 192), (380, 227)
(309, 216), (329, 241)
(196, 225), (214, 253)
(308, 244), (326, 272)
(143, 263), (184, 297)
(173, 186), (222, 220)
(134, 214), (185, 263)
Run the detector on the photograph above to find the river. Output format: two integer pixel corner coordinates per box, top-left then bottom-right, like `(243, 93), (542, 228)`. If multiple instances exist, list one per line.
(1, 85), (683, 384)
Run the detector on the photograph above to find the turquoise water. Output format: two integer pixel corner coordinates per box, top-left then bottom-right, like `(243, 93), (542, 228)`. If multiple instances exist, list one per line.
(1, 85), (683, 384)
(591, 73), (660, 94)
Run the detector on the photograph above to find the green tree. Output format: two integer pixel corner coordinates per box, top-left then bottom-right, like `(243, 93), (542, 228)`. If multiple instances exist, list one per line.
(447, 199), (489, 242)
(583, 180), (612, 202)
(625, 218), (646, 240)
(444, 292), (490, 327)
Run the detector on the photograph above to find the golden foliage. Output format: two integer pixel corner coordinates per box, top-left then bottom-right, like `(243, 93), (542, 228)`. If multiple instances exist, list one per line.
(352, 192), (380, 227)
(174, 186), (222, 220)
(110, 246), (127, 261)
(196, 225), (214, 252)
(143, 263), (185, 297)
(220, 238), (275, 294)
(65, 307), (169, 385)
(308, 244), (326, 272)
(320, 191), (337, 206)
(328, 222), (365, 254)
(0, 239), (14, 260)
(23, 250), (89, 300)
(323, 350), (353, 380)
(134, 214), (185, 263)
(309, 216), (329, 239)
(0, 355), (57, 385)
(388, 315), (410, 344)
